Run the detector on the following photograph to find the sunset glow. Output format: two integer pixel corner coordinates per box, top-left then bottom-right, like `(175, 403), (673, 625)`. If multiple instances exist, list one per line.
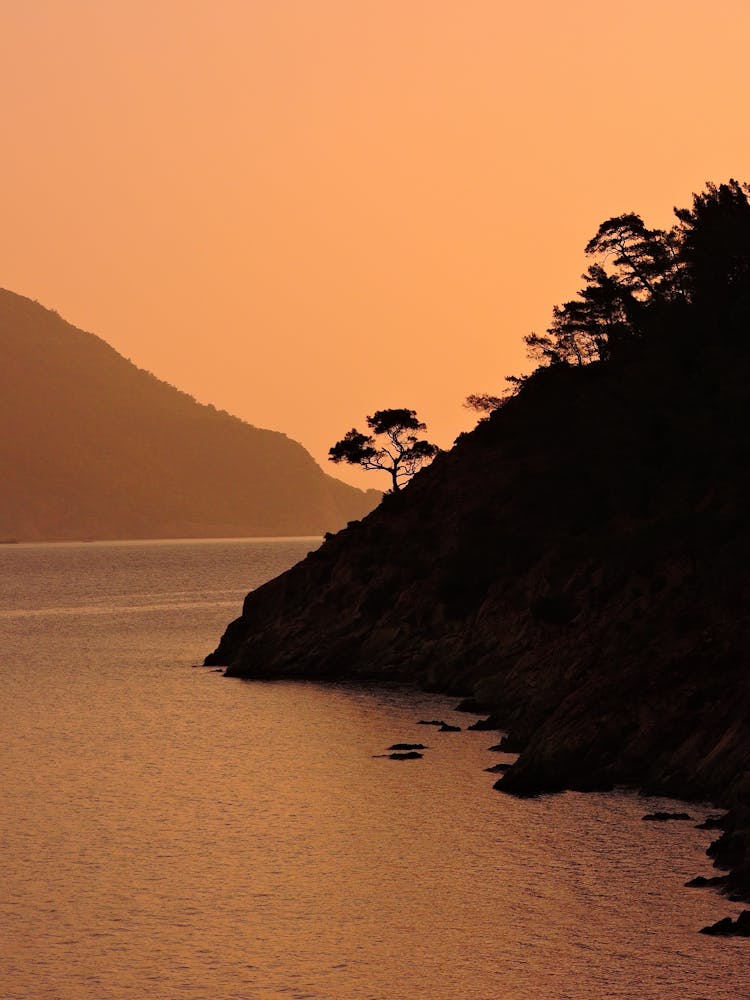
(5, 5), (750, 993)
(2, 0), (749, 482)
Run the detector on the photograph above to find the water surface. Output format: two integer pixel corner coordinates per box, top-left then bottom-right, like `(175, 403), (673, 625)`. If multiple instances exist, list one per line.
(0, 539), (746, 999)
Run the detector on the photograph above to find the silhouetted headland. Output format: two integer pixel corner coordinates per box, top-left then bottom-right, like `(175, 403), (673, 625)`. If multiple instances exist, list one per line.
(206, 181), (750, 923)
(0, 289), (379, 540)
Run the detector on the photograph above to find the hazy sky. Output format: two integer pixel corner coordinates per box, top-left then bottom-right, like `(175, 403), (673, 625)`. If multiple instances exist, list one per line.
(2, 1), (749, 486)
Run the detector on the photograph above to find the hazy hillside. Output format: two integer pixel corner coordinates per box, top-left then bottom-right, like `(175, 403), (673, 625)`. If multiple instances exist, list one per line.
(0, 289), (379, 541)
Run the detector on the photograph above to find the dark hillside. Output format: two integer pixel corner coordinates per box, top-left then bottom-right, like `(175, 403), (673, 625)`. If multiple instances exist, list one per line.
(206, 181), (750, 916)
(0, 289), (378, 540)
(207, 337), (750, 902)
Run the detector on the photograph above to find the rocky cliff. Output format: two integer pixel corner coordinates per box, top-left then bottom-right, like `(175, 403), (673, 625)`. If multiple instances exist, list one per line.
(206, 341), (750, 908)
(0, 289), (378, 540)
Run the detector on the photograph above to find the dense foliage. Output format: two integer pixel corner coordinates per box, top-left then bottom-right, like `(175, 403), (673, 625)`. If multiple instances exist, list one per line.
(524, 180), (750, 370)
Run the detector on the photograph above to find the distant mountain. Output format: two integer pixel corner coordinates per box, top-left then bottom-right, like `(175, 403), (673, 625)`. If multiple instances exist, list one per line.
(0, 289), (379, 541)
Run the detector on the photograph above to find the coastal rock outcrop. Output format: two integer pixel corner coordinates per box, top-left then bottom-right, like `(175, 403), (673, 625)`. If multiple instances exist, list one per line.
(207, 299), (750, 908)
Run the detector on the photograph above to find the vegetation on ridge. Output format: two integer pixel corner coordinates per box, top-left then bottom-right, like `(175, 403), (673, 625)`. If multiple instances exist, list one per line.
(519, 178), (750, 375)
(208, 179), (750, 924)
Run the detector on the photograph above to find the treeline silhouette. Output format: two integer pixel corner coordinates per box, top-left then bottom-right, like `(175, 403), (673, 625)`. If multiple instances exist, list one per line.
(520, 178), (750, 372)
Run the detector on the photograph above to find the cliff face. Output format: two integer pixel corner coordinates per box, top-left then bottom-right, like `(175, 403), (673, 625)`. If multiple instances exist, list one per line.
(0, 289), (378, 540)
(207, 343), (750, 895)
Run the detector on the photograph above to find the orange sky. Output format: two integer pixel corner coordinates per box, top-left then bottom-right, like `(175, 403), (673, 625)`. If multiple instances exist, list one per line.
(2, 1), (749, 487)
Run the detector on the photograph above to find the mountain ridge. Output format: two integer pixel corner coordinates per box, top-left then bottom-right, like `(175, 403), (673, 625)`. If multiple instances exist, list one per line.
(0, 288), (378, 540)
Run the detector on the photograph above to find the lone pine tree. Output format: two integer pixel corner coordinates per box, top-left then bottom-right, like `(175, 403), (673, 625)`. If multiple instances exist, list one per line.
(328, 408), (438, 493)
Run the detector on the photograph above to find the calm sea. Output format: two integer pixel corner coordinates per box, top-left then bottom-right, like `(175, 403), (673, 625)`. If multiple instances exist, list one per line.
(0, 538), (746, 999)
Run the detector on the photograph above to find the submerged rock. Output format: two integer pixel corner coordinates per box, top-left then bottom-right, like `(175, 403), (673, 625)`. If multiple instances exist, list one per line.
(388, 743), (427, 751)
(438, 723), (461, 732)
(642, 812), (692, 822)
(454, 698), (492, 714)
(418, 719), (446, 727)
(700, 911), (750, 936)
(685, 875), (728, 888)
(467, 715), (503, 732)
(696, 815), (728, 830)
(388, 751), (423, 760)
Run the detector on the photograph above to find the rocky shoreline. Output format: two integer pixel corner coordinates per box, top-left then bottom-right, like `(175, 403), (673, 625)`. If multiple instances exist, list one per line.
(206, 348), (750, 927)
(466, 702), (749, 914)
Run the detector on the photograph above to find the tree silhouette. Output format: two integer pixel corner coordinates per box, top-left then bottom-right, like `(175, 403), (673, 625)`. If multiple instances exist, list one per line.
(519, 180), (750, 371)
(464, 393), (504, 413)
(674, 179), (750, 334)
(329, 408), (439, 492)
(584, 213), (678, 302)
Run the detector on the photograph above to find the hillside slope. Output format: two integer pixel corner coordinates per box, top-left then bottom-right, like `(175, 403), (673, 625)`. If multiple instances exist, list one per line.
(206, 342), (750, 904)
(207, 181), (750, 918)
(0, 289), (378, 540)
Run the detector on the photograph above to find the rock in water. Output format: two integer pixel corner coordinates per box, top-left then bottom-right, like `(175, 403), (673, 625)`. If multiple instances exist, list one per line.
(696, 815), (728, 830)
(454, 698), (492, 714)
(685, 875), (727, 888)
(642, 811), (692, 822)
(467, 716), (502, 731)
(700, 911), (750, 937)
